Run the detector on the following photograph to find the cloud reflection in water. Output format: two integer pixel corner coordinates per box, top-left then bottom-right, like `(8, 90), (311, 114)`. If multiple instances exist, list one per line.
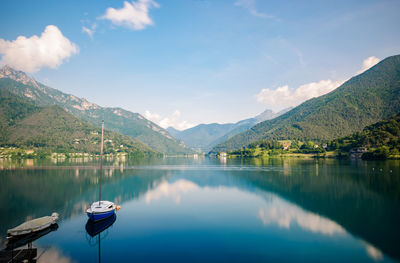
(145, 179), (199, 204)
(258, 196), (385, 261)
(258, 196), (345, 235)
(365, 242), (384, 262)
(38, 247), (73, 263)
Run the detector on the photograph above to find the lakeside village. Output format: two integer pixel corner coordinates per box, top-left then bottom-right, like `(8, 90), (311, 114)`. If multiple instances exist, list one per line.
(0, 146), (129, 161)
(2, 137), (399, 161)
(0, 134), (146, 160)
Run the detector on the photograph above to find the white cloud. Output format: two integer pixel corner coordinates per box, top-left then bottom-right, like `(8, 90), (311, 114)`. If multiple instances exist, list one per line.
(144, 110), (161, 122)
(357, 56), (380, 74)
(101, 0), (159, 30)
(82, 24), (97, 38)
(0, 25), (78, 73)
(255, 56), (382, 110)
(234, 0), (275, 19)
(256, 79), (343, 110)
(144, 110), (195, 131)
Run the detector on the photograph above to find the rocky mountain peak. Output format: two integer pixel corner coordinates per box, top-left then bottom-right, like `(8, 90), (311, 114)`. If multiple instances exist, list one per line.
(254, 109), (276, 123)
(0, 65), (39, 88)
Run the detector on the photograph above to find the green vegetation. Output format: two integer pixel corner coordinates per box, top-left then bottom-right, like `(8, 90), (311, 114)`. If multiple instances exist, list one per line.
(330, 112), (400, 159)
(226, 139), (330, 158)
(212, 55), (400, 153)
(0, 90), (158, 158)
(226, 112), (400, 160)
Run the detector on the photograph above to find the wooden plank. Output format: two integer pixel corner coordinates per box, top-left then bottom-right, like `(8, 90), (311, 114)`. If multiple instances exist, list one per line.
(0, 248), (37, 262)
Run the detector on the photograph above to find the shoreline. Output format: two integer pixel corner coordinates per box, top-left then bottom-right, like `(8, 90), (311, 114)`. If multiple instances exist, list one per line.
(224, 152), (400, 160)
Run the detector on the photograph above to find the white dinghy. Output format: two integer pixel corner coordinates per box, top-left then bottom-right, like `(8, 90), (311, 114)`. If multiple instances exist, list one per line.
(7, 213), (59, 237)
(87, 201), (116, 221)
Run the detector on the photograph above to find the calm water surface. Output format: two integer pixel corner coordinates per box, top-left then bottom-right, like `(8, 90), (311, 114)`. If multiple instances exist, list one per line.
(1, 157), (399, 262)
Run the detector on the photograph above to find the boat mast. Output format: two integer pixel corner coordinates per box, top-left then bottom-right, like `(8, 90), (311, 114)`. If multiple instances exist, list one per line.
(99, 120), (104, 205)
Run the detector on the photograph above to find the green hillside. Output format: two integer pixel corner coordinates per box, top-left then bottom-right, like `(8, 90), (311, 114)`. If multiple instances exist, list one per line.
(0, 91), (157, 157)
(0, 66), (191, 154)
(0, 89), (41, 143)
(331, 112), (400, 159)
(212, 55), (400, 153)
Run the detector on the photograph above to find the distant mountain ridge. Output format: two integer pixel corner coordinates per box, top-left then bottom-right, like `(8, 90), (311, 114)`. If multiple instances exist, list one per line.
(212, 54), (400, 153)
(166, 126), (181, 138)
(169, 108), (291, 152)
(0, 66), (191, 154)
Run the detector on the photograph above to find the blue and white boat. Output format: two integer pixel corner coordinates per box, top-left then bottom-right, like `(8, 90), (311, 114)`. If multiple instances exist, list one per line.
(86, 201), (116, 221)
(86, 120), (117, 222)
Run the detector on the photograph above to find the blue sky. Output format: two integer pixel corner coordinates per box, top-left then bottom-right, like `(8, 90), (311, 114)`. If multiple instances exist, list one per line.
(1, 0), (400, 130)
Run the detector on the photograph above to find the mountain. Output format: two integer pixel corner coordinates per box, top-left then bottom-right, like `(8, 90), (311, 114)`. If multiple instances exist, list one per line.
(169, 108), (291, 152)
(172, 123), (235, 152)
(166, 127), (181, 138)
(0, 89), (156, 156)
(212, 54), (400, 153)
(0, 66), (191, 154)
(254, 109), (278, 122)
(209, 108), (292, 149)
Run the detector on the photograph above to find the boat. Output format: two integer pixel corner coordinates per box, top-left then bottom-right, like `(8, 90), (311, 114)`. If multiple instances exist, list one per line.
(7, 213), (59, 237)
(86, 120), (117, 222)
(4, 216), (59, 262)
(6, 223), (58, 250)
(87, 201), (116, 221)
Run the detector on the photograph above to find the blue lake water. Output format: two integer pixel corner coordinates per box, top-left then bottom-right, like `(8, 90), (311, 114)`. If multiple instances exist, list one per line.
(1, 157), (399, 262)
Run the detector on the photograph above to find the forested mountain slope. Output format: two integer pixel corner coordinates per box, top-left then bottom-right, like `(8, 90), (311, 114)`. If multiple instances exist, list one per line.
(0, 90), (156, 156)
(0, 66), (191, 154)
(212, 55), (400, 153)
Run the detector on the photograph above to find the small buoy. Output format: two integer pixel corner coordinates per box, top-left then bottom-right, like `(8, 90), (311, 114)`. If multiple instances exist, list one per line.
(116, 205), (121, 211)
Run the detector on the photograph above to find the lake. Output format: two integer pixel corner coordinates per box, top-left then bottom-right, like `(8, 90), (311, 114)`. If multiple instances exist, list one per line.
(1, 157), (399, 262)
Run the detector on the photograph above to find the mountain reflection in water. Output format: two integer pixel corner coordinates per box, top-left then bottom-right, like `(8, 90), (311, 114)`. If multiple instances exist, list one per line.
(0, 157), (399, 262)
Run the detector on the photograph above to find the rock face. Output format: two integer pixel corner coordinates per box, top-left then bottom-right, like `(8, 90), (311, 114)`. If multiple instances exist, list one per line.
(0, 66), (191, 154)
(0, 65), (39, 87)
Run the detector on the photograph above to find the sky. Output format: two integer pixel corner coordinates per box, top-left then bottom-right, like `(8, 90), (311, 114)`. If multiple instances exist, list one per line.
(1, 0), (400, 130)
